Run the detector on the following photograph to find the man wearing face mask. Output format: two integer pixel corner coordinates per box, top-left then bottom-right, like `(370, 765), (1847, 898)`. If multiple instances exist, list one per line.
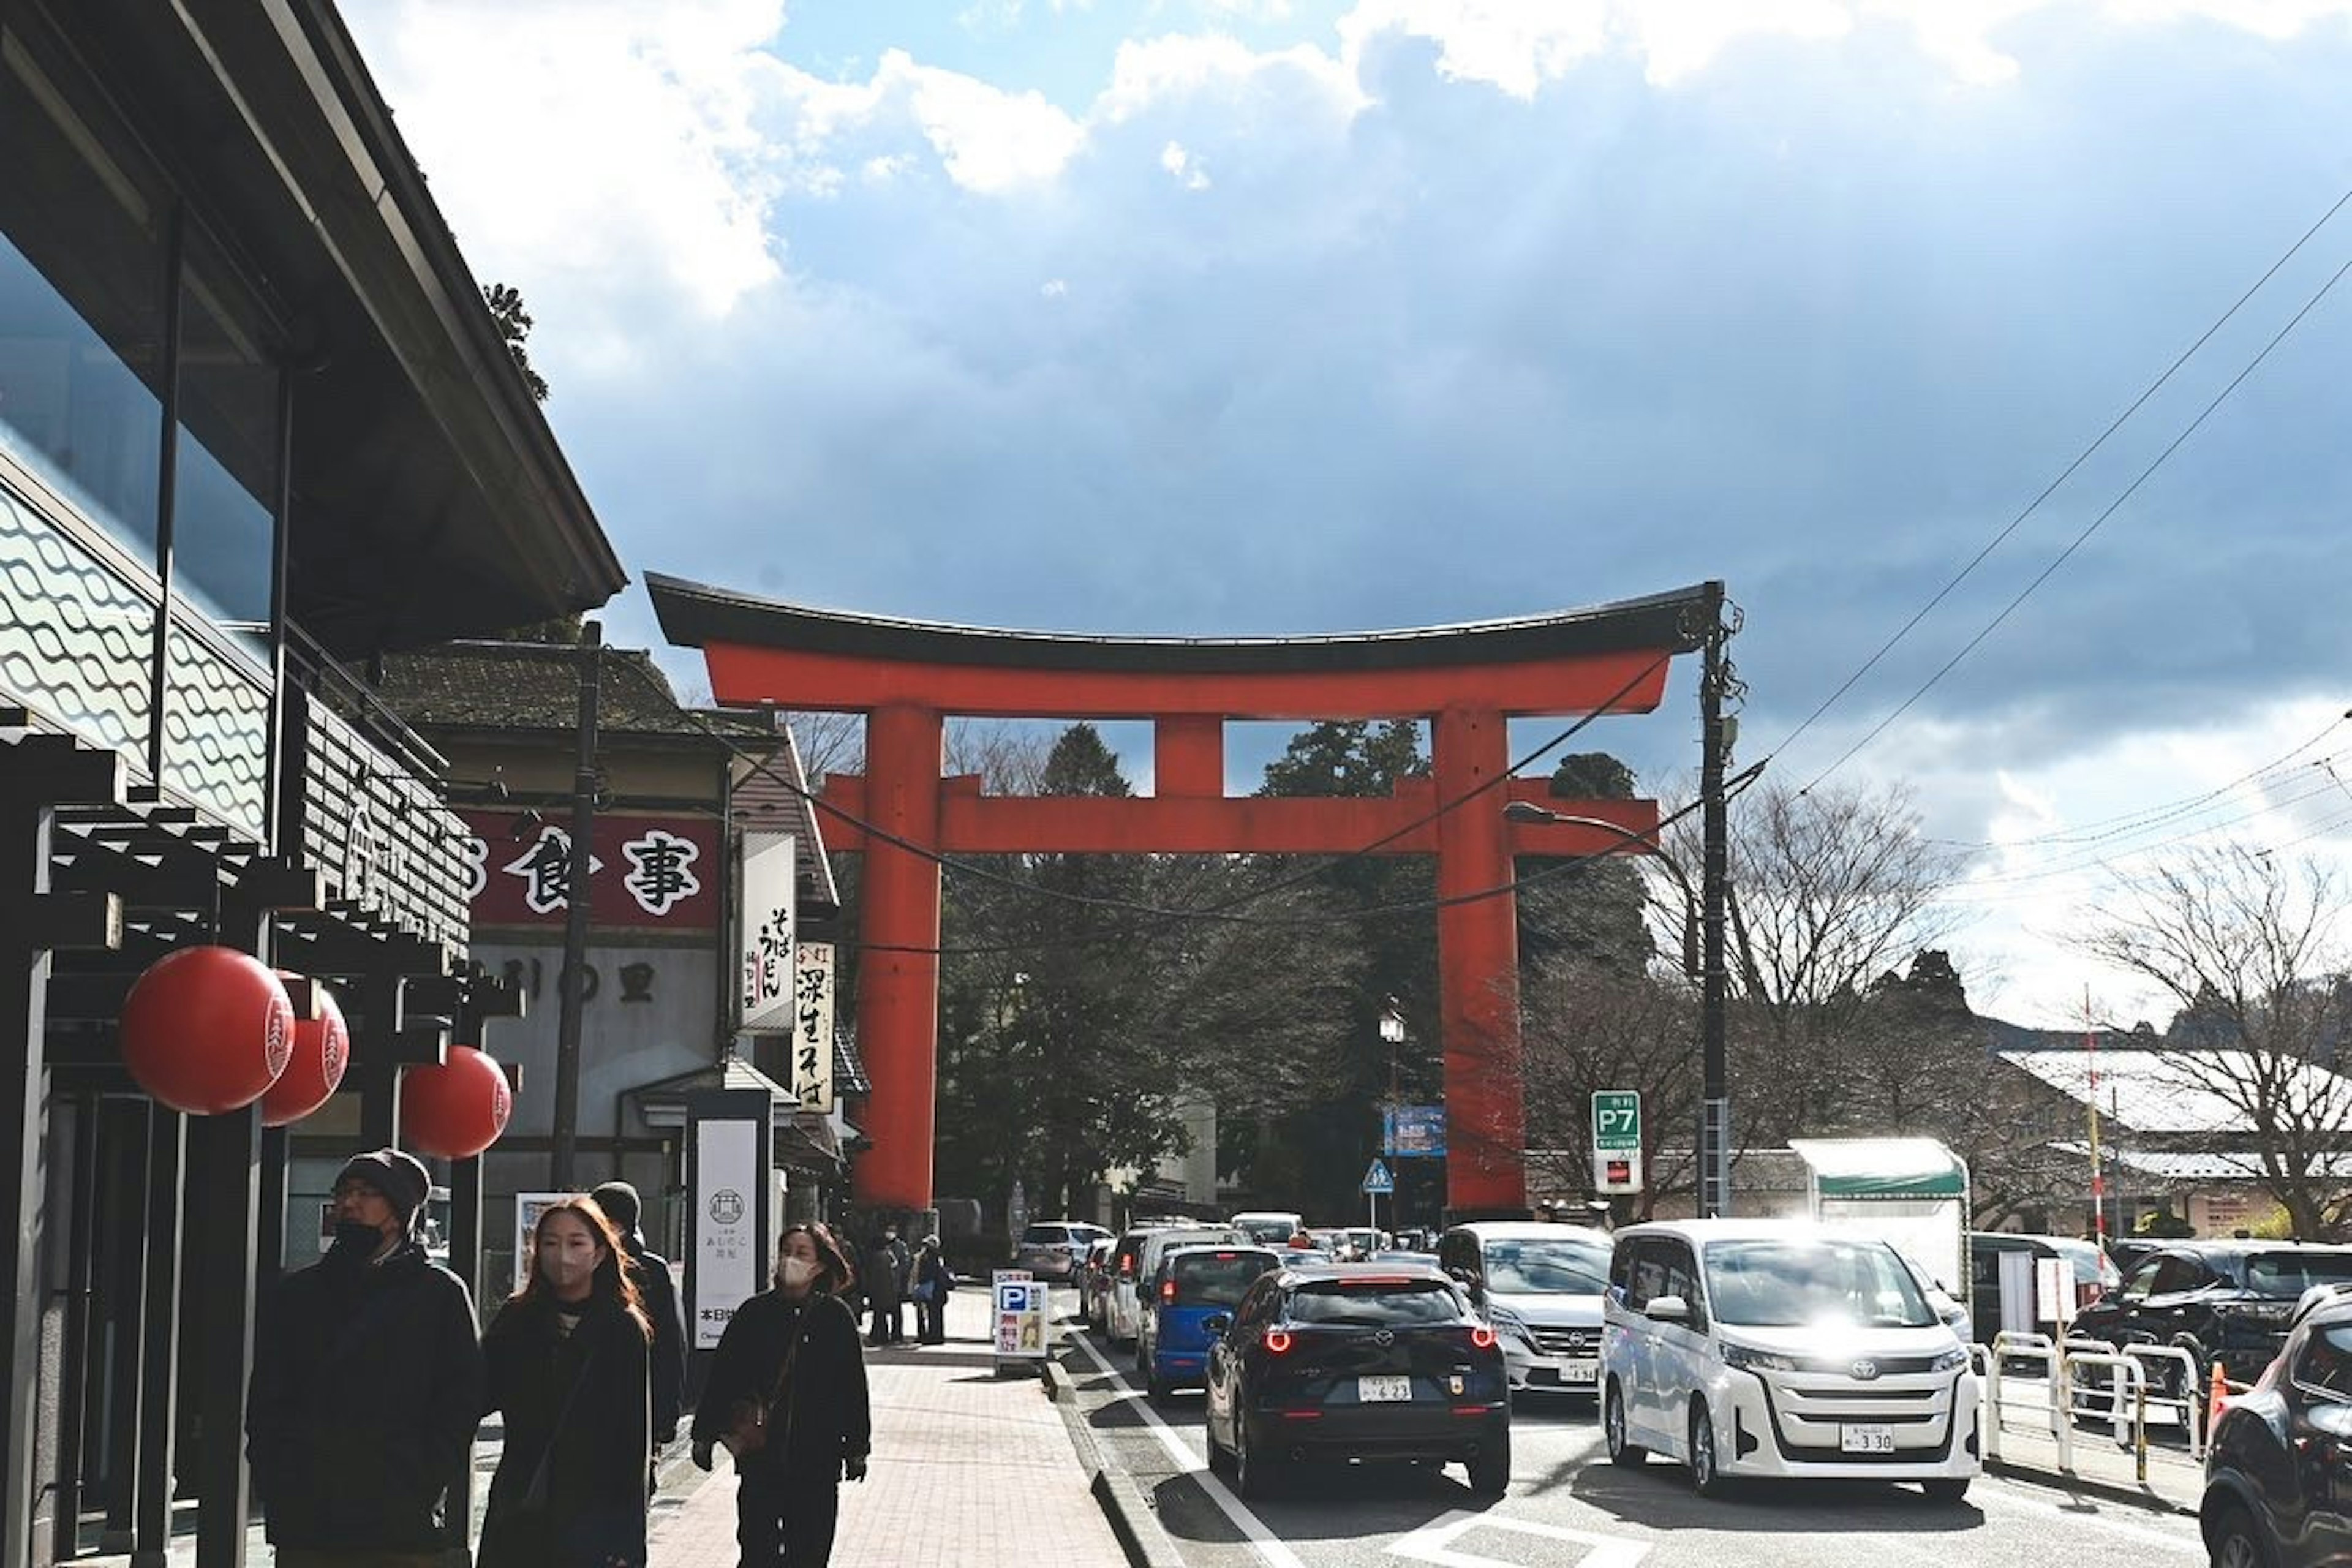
(247, 1147), (486, 1568)
(589, 1180), (685, 1464)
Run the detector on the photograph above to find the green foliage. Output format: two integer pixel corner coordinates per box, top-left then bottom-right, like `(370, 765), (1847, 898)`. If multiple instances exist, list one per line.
(483, 282), (549, 402)
(2133, 1208), (2195, 1238)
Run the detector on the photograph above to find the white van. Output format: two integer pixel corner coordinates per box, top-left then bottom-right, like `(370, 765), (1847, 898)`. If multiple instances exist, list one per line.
(1437, 1221), (1613, 1395)
(1600, 1219), (1979, 1501)
(1229, 1210), (1304, 1246)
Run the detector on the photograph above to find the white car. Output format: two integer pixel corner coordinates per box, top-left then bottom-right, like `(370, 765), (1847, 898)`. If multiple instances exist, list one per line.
(1600, 1219), (1980, 1500)
(1109, 1224), (1246, 1347)
(1012, 1220), (1112, 1281)
(1438, 1221), (1613, 1395)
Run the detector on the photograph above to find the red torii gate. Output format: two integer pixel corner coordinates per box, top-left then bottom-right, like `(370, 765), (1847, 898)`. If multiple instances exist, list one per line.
(650, 573), (1717, 1219)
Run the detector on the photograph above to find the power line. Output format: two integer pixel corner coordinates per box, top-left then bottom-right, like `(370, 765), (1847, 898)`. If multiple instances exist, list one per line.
(1754, 178), (2352, 772)
(1799, 241), (2352, 792)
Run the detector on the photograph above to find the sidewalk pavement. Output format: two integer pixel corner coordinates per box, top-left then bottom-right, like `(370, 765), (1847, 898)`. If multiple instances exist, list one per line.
(650, 1283), (1132, 1568)
(1981, 1390), (2204, 1515)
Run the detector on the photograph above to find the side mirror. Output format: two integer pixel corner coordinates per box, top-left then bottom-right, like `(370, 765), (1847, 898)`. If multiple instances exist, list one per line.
(1202, 1313), (1234, 1338)
(1644, 1295), (1694, 1324)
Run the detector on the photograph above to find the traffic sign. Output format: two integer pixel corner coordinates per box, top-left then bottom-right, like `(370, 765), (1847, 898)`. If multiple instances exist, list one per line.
(1594, 1148), (1645, 1195)
(1591, 1091), (1641, 1152)
(1361, 1158), (1395, 1194)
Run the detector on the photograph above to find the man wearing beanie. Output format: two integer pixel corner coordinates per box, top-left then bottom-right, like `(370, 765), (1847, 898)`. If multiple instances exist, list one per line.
(247, 1147), (484, 1567)
(590, 1179), (685, 1460)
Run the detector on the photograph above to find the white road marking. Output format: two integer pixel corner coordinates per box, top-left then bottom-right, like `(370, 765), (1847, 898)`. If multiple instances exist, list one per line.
(1971, 1479), (2206, 1555)
(1388, 1510), (1651, 1568)
(1068, 1325), (1310, 1568)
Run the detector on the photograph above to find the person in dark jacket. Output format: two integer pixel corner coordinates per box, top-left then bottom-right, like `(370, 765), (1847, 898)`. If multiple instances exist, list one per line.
(864, 1225), (909, 1346)
(247, 1147), (484, 1567)
(589, 1180), (685, 1452)
(477, 1196), (654, 1568)
(692, 1223), (870, 1567)
(909, 1235), (953, 1345)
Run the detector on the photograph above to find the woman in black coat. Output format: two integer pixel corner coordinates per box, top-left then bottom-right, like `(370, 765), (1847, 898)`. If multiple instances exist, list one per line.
(692, 1223), (871, 1567)
(910, 1236), (953, 1345)
(478, 1196), (654, 1568)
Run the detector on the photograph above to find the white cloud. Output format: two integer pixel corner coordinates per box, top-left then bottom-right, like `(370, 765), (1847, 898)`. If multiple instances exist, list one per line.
(1161, 140), (1213, 189)
(1041, 277), (1070, 296)
(1101, 32), (1368, 121)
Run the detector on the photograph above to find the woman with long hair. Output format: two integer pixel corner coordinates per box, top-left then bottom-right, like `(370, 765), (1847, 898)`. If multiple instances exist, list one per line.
(478, 1196), (654, 1568)
(692, 1222), (871, 1567)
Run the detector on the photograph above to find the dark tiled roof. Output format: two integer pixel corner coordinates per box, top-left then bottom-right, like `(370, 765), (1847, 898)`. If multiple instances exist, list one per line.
(375, 641), (773, 742)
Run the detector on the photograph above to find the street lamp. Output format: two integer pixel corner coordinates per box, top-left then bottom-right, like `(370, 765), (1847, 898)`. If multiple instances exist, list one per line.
(1502, 799), (1730, 1218)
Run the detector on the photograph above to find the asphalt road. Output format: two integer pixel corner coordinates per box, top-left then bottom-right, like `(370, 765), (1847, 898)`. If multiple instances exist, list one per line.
(1059, 1298), (2211, 1568)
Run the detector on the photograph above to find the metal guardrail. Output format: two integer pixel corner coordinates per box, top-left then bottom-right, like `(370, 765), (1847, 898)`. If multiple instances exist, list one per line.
(1981, 1331), (2215, 1481)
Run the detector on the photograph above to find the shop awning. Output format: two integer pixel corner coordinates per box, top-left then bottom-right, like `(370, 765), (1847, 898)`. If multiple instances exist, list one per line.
(1789, 1137), (1969, 1200)
(626, 1056), (841, 1172)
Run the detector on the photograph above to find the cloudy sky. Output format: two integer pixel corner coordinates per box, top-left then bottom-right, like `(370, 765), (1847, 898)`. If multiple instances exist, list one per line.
(348, 0), (2352, 1027)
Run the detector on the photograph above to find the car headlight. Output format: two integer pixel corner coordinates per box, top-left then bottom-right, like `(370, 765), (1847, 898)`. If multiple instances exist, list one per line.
(1486, 1305), (1537, 1346)
(1931, 1345), (1970, 1373)
(1721, 1343), (1804, 1374)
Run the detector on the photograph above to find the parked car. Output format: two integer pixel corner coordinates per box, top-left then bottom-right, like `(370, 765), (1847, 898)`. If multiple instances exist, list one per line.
(1969, 1231), (2120, 1348)
(2070, 1240), (2352, 1411)
(1012, 1220), (1113, 1281)
(1438, 1221), (1612, 1395)
(1102, 1226), (1166, 1346)
(1137, 1244), (1282, 1400)
(1601, 1219), (1980, 1501)
(1203, 1261), (1511, 1499)
(2202, 1291), (2352, 1567)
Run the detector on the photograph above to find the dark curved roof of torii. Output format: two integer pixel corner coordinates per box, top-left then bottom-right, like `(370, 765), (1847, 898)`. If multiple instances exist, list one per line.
(647, 573), (1717, 676)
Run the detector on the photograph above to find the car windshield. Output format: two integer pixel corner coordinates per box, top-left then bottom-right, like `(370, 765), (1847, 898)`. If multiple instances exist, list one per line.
(1483, 1238), (1610, 1295)
(1169, 1250), (1278, 1306)
(1287, 1279), (1465, 1326)
(2248, 1253), (2352, 1297)
(1703, 1238), (1938, 1329)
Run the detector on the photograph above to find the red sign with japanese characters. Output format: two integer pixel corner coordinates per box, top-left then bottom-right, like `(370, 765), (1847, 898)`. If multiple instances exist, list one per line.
(458, 810), (721, 929)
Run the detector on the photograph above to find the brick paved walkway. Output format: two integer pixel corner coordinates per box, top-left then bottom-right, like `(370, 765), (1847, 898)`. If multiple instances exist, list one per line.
(650, 1284), (1128, 1567)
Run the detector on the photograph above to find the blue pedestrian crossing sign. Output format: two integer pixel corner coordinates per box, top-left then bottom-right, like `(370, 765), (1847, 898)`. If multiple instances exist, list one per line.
(1361, 1158), (1395, 1194)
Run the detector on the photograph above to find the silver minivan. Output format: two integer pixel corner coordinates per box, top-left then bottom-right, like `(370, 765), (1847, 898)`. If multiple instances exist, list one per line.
(1437, 1221), (1612, 1395)
(1600, 1219), (1979, 1500)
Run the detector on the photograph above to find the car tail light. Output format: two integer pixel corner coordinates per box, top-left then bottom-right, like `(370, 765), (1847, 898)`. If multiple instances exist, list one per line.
(1265, 1329), (1294, 1354)
(1120, 1255), (1134, 1277)
(1471, 1325), (1496, 1350)
(1161, 1278), (1177, 1305)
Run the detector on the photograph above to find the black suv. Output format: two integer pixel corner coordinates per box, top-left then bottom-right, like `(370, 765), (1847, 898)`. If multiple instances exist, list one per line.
(2070, 1240), (2352, 1406)
(2204, 1293), (2352, 1566)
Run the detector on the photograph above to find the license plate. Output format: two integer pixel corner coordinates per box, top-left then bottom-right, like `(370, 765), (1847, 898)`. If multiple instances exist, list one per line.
(1562, 1360), (1599, 1384)
(1359, 1375), (1414, 1403)
(1841, 1424), (1897, 1454)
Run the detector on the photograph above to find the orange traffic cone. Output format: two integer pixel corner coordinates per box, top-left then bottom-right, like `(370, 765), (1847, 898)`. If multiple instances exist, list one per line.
(2207, 1361), (2230, 1436)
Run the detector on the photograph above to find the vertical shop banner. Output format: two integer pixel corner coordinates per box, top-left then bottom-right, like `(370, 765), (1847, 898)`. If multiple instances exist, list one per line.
(791, 942), (835, 1112)
(739, 832), (796, 1033)
(686, 1090), (772, 1350)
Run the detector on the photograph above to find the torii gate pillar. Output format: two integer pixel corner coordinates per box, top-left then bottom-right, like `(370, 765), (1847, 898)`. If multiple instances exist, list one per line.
(1433, 707), (1523, 1213)
(856, 704), (944, 1211)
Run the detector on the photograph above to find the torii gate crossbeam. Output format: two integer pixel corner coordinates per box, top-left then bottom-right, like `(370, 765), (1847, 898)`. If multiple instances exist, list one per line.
(651, 573), (1716, 1221)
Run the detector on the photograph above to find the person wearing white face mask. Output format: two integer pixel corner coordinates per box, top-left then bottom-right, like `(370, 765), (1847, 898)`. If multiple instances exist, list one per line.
(692, 1223), (872, 1567)
(478, 1197), (654, 1568)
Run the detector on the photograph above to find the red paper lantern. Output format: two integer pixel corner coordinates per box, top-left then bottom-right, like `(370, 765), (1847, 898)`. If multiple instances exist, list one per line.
(118, 946), (294, 1115)
(261, 984), (348, 1128)
(401, 1045), (511, 1159)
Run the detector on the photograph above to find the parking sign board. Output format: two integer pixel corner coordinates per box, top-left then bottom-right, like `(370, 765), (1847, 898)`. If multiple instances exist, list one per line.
(1591, 1091), (1643, 1194)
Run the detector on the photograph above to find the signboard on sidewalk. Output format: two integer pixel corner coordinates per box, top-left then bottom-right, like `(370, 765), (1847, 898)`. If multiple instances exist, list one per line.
(687, 1089), (772, 1350)
(1382, 1104), (1446, 1158)
(993, 1270), (1049, 1362)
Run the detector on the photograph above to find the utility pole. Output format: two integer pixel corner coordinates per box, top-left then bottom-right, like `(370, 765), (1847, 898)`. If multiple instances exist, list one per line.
(1698, 582), (1731, 1218)
(550, 622), (601, 1189)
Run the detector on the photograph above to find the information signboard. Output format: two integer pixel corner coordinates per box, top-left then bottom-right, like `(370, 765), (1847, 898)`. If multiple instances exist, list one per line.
(993, 1270), (1049, 1363)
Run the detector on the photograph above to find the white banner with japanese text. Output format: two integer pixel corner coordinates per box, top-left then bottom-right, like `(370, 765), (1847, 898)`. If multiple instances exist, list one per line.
(738, 832), (796, 1033)
(688, 1114), (763, 1349)
(791, 942), (835, 1113)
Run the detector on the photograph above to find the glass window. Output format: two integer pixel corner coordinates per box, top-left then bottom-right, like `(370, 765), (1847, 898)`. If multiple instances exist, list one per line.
(1236, 1278), (1278, 1328)
(1021, 1225), (1071, 1244)
(2295, 1324), (2352, 1399)
(1701, 1237), (1937, 1329)
(1661, 1242), (1703, 1311)
(171, 226), (279, 644)
(1168, 1250), (1279, 1308)
(2150, 1255), (2211, 1295)
(1625, 1242), (1669, 1310)
(2250, 1253), (2352, 1298)
(2117, 1259), (2162, 1303)
(0, 26), (170, 564)
(1481, 1237), (1611, 1295)
(1284, 1279), (1468, 1327)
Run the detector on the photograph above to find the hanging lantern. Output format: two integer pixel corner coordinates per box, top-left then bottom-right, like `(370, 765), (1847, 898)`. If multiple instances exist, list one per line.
(118, 945), (294, 1115)
(261, 983), (348, 1128)
(401, 1045), (511, 1159)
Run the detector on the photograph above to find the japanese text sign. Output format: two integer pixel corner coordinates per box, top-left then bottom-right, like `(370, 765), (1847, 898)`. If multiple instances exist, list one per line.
(739, 832), (796, 1033)
(459, 811), (717, 930)
(791, 942), (835, 1112)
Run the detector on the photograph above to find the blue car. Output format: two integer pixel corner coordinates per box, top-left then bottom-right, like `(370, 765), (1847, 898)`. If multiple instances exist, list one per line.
(1138, 1245), (1283, 1401)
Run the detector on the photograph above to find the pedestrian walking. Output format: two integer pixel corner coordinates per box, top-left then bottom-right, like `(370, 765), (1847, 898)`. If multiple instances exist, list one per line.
(863, 1225), (910, 1346)
(692, 1223), (872, 1567)
(477, 1196), (654, 1568)
(589, 1180), (686, 1459)
(247, 1147), (484, 1568)
(909, 1235), (953, 1345)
